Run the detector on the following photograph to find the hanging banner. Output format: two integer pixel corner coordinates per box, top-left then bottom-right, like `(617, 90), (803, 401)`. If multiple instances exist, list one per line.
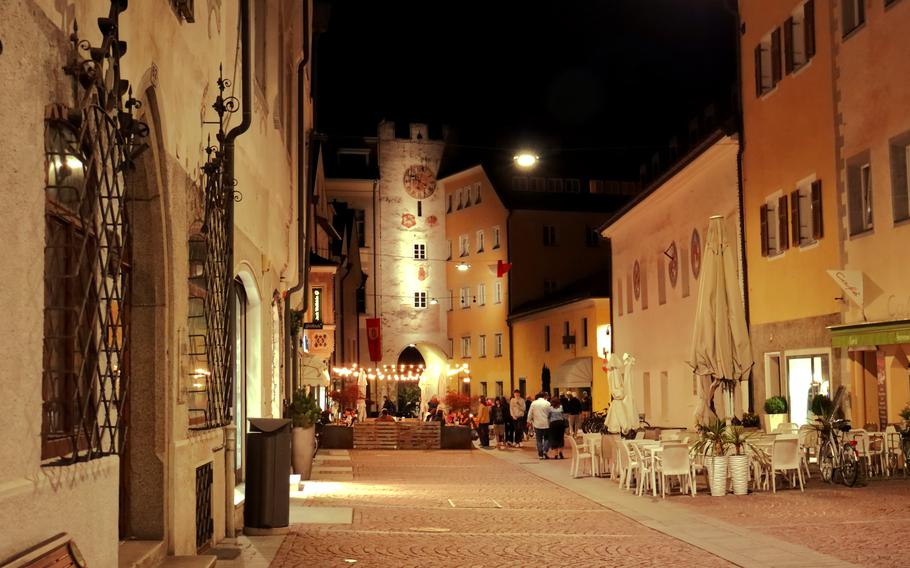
(366, 317), (382, 362)
(827, 269), (864, 307)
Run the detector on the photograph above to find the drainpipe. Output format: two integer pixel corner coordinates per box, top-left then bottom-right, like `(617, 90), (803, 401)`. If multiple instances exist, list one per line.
(224, 0), (252, 540)
(505, 210), (514, 393)
(285, 0), (311, 403)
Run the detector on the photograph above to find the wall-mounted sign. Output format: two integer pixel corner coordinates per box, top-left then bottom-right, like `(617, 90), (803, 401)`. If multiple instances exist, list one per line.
(312, 287), (323, 321)
(667, 241), (678, 288)
(632, 261), (641, 300)
(303, 322), (323, 330)
(691, 228), (702, 279)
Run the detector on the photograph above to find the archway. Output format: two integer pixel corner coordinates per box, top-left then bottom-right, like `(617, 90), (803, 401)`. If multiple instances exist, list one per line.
(393, 347), (426, 417)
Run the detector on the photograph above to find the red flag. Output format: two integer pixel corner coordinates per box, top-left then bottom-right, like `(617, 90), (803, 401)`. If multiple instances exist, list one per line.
(496, 259), (512, 278)
(366, 318), (382, 362)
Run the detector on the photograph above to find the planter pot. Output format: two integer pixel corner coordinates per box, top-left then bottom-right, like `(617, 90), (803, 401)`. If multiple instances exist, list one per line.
(728, 454), (750, 495)
(761, 413), (787, 433)
(320, 424), (354, 449)
(292, 426), (316, 480)
(704, 455), (728, 497)
(441, 425), (473, 449)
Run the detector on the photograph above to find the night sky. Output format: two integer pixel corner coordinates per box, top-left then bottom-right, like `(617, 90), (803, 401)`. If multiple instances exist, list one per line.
(314, 0), (737, 178)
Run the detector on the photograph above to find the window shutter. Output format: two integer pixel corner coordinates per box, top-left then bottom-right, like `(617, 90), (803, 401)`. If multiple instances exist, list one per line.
(778, 195), (789, 251)
(847, 165), (863, 234)
(771, 27), (782, 86)
(760, 204), (769, 257)
(804, 0), (816, 59)
(790, 190), (801, 247)
(754, 45), (763, 97)
(891, 145), (910, 221)
(811, 180), (824, 239)
(784, 18), (795, 75)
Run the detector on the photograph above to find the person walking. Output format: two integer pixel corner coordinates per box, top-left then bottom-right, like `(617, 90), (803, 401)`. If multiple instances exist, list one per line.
(548, 397), (568, 459)
(509, 390), (526, 447)
(476, 396), (491, 448)
(565, 391), (582, 436)
(527, 392), (552, 459)
(579, 390), (592, 426)
(491, 397), (508, 449)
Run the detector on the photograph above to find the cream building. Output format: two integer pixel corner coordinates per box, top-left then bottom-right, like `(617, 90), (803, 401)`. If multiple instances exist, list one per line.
(601, 133), (742, 428)
(0, 0), (318, 564)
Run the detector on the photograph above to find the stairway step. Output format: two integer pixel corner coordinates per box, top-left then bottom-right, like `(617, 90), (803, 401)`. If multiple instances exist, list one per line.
(156, 555), (217, 568)
(118, 540), (165, 568)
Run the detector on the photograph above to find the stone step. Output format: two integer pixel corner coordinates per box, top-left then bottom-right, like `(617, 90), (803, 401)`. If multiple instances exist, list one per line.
(119, 540), (165, 568)
(156, 555), (217, 568)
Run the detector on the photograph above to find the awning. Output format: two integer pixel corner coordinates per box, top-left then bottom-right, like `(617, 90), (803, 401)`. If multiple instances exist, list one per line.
(828, 319), (910, 348)
(553, 357), (593, 388)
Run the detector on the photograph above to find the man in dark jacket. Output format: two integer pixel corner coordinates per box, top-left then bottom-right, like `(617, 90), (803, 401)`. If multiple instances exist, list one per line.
(565, 391), (582, 436)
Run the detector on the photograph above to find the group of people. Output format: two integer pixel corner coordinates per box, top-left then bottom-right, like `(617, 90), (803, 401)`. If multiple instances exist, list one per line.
(474, 391), (529, 449)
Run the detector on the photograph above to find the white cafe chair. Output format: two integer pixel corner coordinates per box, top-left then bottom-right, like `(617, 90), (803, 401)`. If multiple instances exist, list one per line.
(656, 442), (695, 498)
(768, 435), (804, 492)
(567, 434), (596, 478)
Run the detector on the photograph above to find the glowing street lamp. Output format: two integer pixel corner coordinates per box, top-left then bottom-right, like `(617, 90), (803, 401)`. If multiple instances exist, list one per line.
(456, 262), (470, 272)
(513, 151), (539, 169)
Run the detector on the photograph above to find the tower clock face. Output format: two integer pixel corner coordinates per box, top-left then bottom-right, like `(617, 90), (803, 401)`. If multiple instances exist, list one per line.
(403, 165), (437, 200)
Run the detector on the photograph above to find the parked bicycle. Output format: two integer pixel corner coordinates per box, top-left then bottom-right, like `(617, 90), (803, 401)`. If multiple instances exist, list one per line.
(813, 387), (863, 487)
(581, 407), (610, 433)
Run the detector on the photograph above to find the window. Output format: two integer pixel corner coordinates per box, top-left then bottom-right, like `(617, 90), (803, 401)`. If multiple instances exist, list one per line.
(477, 282), (486, 306)
(494, 281), (503, 304)
(590, 180), (604, 194)
(354, 209), (366, 247)
(447, 289), (454, 311)
(785, 1), (815, 74)
(461, 187), (471, 209)
(563, 321), (571, 350)
(476, 230), (485, 252)
(414, 291), (427, 309)
(312, 287), (323, 321)
(479, 335), (487, 357)
(566, 179), (581, 193)
(447, 193), (453, 213)
(460, 287), (471, 309)
(446, 240), (452, 260)
(413, 243), (426, 260)
(481, 382), (488, 396)
(847, 157), (874, 234)
(585, 226), (600, 247)
(544, 279), (558, 295)
(461, 336), (472, 358)
(254, 1), (268, 91)
(473, 182), (482, 204)
(759, 195), (789, 256)
(448, 338), (454, 358)
(842, 0), (865, 37)
(890, 133), (910, 222)
(790, 179), (823, 246)
(519, 378), (527, 396)
(494, 333), (503, 357)
(543, 225), (557, 246)
(417, 201), (422, 217)
(582, 318), (588, 347)
(544, 325), (551, 352)
(459, 234), (470, 257)
(754, 28), (781, 97)
(492, 226), (502, 249)
(496, 381), (504, 397)
(546, 178), (564, 192)
(455, 188), (463, 210)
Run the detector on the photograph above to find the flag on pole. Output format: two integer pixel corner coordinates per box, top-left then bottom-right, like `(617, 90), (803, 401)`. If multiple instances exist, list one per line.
(496, 259), (512, 278)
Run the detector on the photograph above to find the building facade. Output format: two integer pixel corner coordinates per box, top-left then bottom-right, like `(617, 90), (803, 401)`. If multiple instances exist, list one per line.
(0, 0), (319, 563)
(739, 0), (845, 424)
(828, 0), (910, 427)
(601, 133), (742, 428)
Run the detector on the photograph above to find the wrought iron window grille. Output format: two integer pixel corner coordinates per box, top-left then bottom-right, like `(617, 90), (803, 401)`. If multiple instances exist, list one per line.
(42, 1), (148, 464)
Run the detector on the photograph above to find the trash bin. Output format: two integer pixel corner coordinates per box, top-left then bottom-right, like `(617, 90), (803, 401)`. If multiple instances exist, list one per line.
(244, 418), (291, 531)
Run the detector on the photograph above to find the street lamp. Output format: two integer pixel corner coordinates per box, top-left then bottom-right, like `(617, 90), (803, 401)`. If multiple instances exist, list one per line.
(513, 151), (539, 169)
(456, 262), (470, 272)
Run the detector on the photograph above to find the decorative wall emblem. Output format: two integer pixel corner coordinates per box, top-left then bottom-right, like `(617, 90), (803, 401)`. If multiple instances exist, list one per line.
(403, 164), (437, 199)
(417, 265), (428, 281)
(633, 260), (641, 300)
(691, 228), (702, 279)
(667, 241), (679, 288)
(401, 213), (416, 229)
(426, 214), (438, 227)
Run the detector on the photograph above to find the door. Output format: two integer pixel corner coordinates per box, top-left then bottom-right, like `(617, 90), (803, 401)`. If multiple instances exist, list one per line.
(786, 353), (830, 425)
(233, 280), (247, 482)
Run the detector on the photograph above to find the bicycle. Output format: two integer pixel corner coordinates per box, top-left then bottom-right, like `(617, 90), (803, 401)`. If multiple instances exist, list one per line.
(582, 407), (610, 433)
(816, 418), (862, 487)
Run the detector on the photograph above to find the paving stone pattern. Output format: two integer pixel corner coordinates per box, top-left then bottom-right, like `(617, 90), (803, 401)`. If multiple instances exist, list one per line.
(271, 450), (733, 567)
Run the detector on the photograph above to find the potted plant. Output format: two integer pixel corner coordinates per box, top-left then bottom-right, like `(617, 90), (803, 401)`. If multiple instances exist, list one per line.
(724, 425), (756, 495)
(761, 395), (788, 433)
(741, 412), (760, 430)
(441, 391), (473, 449)
(288, 389), (322, 479)
(692, 419), (730, 497)
(899, 403), (910, 427)
(329, 383), (363, 413)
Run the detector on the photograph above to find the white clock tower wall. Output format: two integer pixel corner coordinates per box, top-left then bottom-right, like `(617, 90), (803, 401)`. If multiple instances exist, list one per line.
(376, 122), (448, 364)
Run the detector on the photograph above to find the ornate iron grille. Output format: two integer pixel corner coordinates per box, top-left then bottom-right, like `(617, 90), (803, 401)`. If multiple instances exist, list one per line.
(42, 2), (147, 463)
(195, 461), (214, 550)
(188, 67), (240, 429)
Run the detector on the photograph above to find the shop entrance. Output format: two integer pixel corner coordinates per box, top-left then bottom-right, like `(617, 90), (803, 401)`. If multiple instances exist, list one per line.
(786, 353), (830, 426)
(395, 346), (425, 417)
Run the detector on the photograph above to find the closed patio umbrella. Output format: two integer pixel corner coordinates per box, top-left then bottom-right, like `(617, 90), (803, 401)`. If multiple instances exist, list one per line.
(689, 215), (753, 424)
(605, 352), (636, 433)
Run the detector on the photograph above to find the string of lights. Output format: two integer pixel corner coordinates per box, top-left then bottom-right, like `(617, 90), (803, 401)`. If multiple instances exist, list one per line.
(331, 363), (471, 382)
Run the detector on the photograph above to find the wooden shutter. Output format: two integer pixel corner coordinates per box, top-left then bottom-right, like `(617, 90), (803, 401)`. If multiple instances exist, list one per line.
(784, 18), (795, 75)
(790, 190), (801, 247)
(778, 195), (789, 251)
(804, 0), (816, 59)
(811, 180), (824, 239)
(754, 45), (763, 97)
(760, 204), (770, 256)
(771, 28), (782, 86)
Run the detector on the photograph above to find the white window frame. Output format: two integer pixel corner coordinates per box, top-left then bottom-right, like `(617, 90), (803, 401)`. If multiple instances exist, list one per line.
(477, 282), (486, 306)
(413, 242), (427, 260)
(478, 335), (487, 358)
(447, 289), (454, 312)
(448, 338), (454, 359)
(494, 333), (503, 357)
(492, 226), (501, 249)
(493, 281), (503, 304)
(455, 188), (463, 210)
(473, 182), (482, 204)
(414, 291), (427, 309)
(459, 234), (470, 257)
(460, 286), (471, 309)
(476, 230), (485, 253)
(787, 4), (808, 71)
(461, 336), (472, 358)
(764, 193), (783, 256)
(860, 163), (873, 231)
(446, 240), (452, 260)
(794, 177), (815, 247)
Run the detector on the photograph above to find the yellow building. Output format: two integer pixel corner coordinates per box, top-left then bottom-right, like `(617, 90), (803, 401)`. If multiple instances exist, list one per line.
(828, 0), (910, 426)
(510, 292), (613, 411)
(439, 166), (512, 397)
(740, 0), (844, 423)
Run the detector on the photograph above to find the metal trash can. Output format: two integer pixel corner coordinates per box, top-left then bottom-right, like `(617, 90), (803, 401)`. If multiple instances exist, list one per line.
(244, 418), (291, 531)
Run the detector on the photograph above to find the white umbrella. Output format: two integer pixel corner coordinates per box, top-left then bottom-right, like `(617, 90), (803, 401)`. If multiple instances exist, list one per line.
(356, 370), (367, 422)
(689, 216), (754, 424)
(605, 352), (636, 433)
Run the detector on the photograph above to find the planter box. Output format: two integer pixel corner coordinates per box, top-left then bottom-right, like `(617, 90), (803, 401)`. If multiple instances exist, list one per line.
(761, 413), (787, 433)
(440, 425), (473, 449)
(319, 425), (354, 449)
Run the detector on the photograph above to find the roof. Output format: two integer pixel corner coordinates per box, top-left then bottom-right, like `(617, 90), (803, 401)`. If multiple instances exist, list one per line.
(310, 252), (339, 267)
(509, 271), (611, 321)
(319, 135), (380, 180)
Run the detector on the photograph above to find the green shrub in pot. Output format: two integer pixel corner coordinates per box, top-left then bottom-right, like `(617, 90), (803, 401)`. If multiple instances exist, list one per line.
(763, 396), (788, 415)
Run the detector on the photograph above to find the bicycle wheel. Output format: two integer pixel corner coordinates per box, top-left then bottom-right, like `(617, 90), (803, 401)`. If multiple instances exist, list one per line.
(819, 441), (835, 483)
(840, 446), (860, 487)
(902, 438), (910, 475)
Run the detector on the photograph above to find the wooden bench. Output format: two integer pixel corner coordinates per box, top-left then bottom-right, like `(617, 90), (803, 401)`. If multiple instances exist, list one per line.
(1, 534), (85, 568)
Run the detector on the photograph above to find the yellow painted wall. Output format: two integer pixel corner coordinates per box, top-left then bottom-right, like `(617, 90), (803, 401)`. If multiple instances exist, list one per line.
(511, 299), (611, 408)
(441, 167), (512, 395)
(740, 0), (842, 325)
